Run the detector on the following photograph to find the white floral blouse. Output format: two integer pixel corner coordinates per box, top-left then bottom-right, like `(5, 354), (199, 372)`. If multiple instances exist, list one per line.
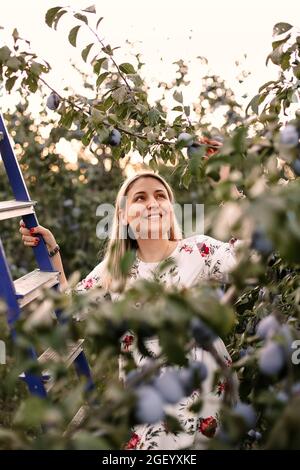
(73, 234), (241, 450)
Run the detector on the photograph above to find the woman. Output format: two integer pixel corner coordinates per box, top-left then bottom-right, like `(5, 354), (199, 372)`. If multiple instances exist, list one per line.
(19, 169), (241, 450)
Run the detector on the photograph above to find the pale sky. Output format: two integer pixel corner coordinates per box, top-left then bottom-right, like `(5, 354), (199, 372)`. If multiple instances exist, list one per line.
(1, 0), (300, 107)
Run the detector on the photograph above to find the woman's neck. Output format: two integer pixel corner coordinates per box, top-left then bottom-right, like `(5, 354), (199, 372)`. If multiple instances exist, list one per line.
(136, 238), (178, 263)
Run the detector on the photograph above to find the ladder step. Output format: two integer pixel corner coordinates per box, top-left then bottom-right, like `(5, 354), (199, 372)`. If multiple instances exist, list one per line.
(0, 200), (37, 221)
(38, 339), (84, 392)
(19, 340), (85, 392)
(64, 405), (89, 436)
(38, 339), (84, 368)
(14, 269), (60, 308)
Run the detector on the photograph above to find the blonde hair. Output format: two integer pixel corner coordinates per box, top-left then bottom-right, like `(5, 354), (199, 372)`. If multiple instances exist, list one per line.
(100, 170), (182, 293)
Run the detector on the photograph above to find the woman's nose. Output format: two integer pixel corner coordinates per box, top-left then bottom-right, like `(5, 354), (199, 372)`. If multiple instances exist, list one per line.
(146, 197), (159, 209)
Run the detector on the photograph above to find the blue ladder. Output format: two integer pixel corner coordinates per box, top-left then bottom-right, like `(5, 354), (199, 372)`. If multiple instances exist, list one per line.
(0, 112), (93, 398)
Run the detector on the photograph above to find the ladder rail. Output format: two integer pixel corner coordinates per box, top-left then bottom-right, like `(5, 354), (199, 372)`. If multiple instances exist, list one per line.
(0, 113), (31, 201)
(0, 112), (94, 401)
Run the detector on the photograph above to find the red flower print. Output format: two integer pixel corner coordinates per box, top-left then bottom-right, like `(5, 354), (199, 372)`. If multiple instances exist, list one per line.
(216, 380), (229, 396)
(122, 334), (134, 351)
(83, 277), (95, 289)
(124, 432), (141, 449)
(197, 242), (210, 257)
(229, 237), (237, 245)
(223, 355), (232, 367)
(179, 244), (193, 254)
(198, 416), (218, 438)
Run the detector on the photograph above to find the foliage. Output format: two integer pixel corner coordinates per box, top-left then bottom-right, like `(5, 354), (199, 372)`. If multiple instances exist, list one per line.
(0, 7), (300, 450)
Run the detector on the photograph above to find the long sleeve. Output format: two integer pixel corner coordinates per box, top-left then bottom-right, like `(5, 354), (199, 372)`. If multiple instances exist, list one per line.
(197, 235), (244, 283)
(73, 260), (105, 294)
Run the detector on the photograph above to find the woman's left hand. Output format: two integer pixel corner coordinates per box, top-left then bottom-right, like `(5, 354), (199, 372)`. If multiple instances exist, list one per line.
(199, 137), (222, 159)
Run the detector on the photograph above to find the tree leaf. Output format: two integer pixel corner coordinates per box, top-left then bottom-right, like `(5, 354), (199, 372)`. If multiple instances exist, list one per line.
(93, 57), (108, 74)
(173, 90), (183, 103)
(119, 62), (135, 74)
(74, 13), (88, 24)
(30, 61), (44, 76)
(12, 28), (19, 42)
(273, 23), (293, 37)
(53, 10), (67, 30)
(272, 34), (291, 50)
(81, 43), (93, 62)
(6, 57), (21, 71)
(293, 65), (300, 80)
(0, 46), (11, 63)
(96, 72), (109, 88)
(172, 106), (183, 112)
(184, 105), (190, 116)
(5, 76), (17, 92)
(83, 5), (96, 13)
(112, 86), (127, 104)
(96, 17), (104, 29)
(102, 45), (113, 56)
(68, 26), (81, 47)
(281, 52), (291, 71)
(45, 7), (63, 28)
(246, 95), (260, 114)
(258, 80), (278, 93)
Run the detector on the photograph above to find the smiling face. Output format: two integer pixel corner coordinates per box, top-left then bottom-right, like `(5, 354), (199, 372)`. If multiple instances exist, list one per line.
(121, 176), (174, 240)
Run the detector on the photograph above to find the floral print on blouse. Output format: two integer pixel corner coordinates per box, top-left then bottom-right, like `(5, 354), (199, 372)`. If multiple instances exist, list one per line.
(72, 233), (241, 450)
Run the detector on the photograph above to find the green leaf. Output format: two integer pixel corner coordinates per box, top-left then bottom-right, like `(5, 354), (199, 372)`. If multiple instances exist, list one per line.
(245, 94), (260, 115)
(81, 43), (93, 62)
(93, 57), (108, 74)
(74, 13), (88, 24)
(6, 57), (21, 71)
(102, 95), (114, 112)
(45, 6), (63, 28)
(5, 75), (17, 92)
(96, 72), (109, 88)
(147, 108), (160, 126)
(12, 28), (19, 42)
(258, 80), (278, 93)
(95, 127), (110, 144)
(112, 86), (127, 104)
(173, 90), (183, 103)
(0, 46), (11, 63)
(30, 61), (44, 76)
(27, 76), (38, 93)
(96, 17), (104, 29)
(60, 110), (75, 129)
(102, 45), (113, 56)
(181, 170), (192, 190)
(68, 25), (81, 47)
(82, 129), (94, 146)
(53, 10), (67, 30)
(184, 105), (190, 116)
(273, 22), (293, 37)
(83, 5), (96, 13)
(272, 34), (291, 50)
(159, 330), (187, 365)
(91, 108), (105, 124)
(281, 52), (291, 71)
(172, 106), (183, 112)
(119, 62), (135, 74)
(293, 65), (300, 80)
